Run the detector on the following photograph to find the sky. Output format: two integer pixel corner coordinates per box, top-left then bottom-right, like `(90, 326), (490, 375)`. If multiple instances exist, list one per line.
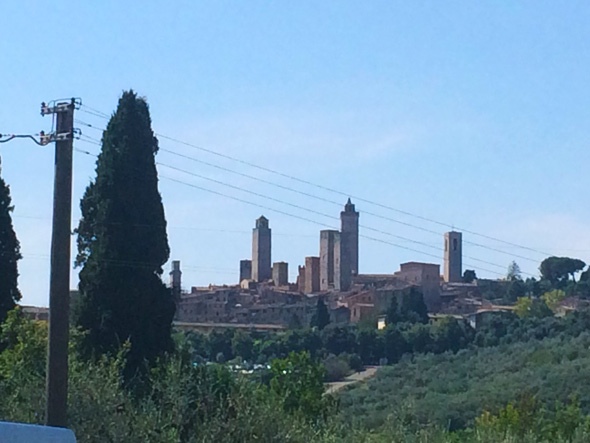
(2, 1), (590, 307)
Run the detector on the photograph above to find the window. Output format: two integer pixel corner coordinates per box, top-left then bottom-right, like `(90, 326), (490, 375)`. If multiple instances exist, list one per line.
(453, 238), (458, 251)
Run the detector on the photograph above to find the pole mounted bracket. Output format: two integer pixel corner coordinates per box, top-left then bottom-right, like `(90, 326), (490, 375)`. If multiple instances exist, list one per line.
(39, 128), (82, 146)
(41, 98), (82, 116)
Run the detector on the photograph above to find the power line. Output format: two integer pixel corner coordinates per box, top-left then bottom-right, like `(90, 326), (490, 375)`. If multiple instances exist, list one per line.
(21, 253), (237, 274)
(74, 121), (541, 264)
(158, 173), (505, 277)
(74, 138), (533, 276)
(75, 141), (515, 273)
(75, 109), (550, 260)
(159, 161), (516, 273)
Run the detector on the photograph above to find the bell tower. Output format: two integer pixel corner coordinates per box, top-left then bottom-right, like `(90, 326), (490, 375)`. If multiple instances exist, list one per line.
(444, 231), (462, 283)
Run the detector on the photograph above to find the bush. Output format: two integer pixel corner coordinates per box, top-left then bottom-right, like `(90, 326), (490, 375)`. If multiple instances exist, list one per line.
(323, 354), (351, 382)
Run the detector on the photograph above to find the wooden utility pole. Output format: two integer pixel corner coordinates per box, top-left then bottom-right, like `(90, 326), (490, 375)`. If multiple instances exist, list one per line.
(42, 99), (75, 427)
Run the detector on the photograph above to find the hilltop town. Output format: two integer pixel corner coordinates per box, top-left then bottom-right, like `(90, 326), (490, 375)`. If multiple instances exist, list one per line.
(170, 199), (536, 332)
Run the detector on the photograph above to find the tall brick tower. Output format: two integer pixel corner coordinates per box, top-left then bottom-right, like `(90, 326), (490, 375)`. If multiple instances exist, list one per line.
(341, 198), (359, 279)
(320, 230), (341, 290)
(444, 231), (462, 283)
(252, 216), (271, 282)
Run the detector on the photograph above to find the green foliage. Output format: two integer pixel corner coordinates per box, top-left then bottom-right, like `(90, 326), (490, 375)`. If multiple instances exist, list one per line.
(231, 330), (254, 361)
(504, 279), (526, 303)
(524, 277), (545, 297)
(514, 296), (552, 319)
(0, 308), (47, 378)
(323, 354), (352, 382)
(462, 269), (477, 283)
(385, 293), (399, 326)
(507, 261), (522, 281)
(514, 296), (533, 318)
(75, 90), (175, 376)
(270, 351), (333, 421)
(176, 307), (590, 371)
(3, 313), (590, 442)
(339, 333), (590, 432)
(386, 287), (429, 326)
(310, 296), (331, 330)
(540, 256), (586, 288)
(542, 289), (567, 312)
(0, 308), (46, 422)
(475, 397), (590, 442)
(0, 175), (21, 324)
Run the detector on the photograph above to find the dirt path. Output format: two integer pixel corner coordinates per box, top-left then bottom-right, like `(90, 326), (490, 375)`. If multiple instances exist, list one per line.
(325, 366), (379, 394)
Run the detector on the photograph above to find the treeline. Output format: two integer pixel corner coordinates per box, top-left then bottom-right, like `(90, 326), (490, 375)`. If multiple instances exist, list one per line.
(478, 256), (590, 304)
(183, 306), (590, 372)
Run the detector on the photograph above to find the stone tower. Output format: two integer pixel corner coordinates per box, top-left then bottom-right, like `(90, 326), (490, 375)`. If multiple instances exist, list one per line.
(320, 230), (341, 291)
(239, 259), (252, 283)
(272, 262), (289, 286)
(444, 231), (462, 283)
(304, 256), (320, 293)
(252, 216), (271, 282)
(169, 260), (182, 300)
(340, 198), (359, 289)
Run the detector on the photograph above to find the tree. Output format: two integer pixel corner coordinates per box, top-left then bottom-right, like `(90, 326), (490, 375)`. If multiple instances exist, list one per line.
(541, 289), (567, 312)
(400, 287), (429, 324)
(504, 279), (526, 303)
(75, 91), (175, 375)
(524, 277), (544, 298)
(231, 330), (254, 362)
(386, 288), (429, 325)
(0, 174), (21, 323)
(540, 257), (586, 288)
(514, 296), (552, 319)
(383, 326), (408, 364)
(269, 351), (331, 420)
(310, 296), (330, 330)
(385, 293), (399, 326)
(432, 317), (474, 353)
(463, 269), (477, 283)
(507, 261), (522, 281)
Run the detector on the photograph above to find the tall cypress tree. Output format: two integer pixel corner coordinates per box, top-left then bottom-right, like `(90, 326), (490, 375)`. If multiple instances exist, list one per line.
(0, 172), (21, 323)
(310, 296), (330, 330)
(75, 91), (175, 373)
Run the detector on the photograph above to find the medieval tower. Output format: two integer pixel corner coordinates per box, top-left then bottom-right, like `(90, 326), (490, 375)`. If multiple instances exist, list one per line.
(320, 230), (341, 291)
(341, 198), (359, 280)
(169, 260), (182, 300)
(444, 231), (462, 283)
(252, 216), (272, 282)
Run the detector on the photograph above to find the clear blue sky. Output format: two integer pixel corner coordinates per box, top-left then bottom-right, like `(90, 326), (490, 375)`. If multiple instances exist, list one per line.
(2, 1), (590, 307)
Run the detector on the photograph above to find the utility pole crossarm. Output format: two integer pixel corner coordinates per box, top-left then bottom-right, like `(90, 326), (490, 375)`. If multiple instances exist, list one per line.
(40, 99), (82, 147)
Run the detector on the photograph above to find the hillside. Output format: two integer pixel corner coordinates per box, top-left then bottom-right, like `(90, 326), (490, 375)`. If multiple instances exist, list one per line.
(338, 333), (590, 430)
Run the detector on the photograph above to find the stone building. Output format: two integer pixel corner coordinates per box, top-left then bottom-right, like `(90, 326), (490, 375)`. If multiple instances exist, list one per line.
(239, 259), (252, 283)
(320, 230), (341, 290)
(272, 262), (289, 286)
(297, 265), (306, 292)
(341, 198), (359, 278)
(304, 256), (320, 293)
(252, 216), (271, 282)
(395, 262), (441, 311)
(444, 231), (462, 283)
